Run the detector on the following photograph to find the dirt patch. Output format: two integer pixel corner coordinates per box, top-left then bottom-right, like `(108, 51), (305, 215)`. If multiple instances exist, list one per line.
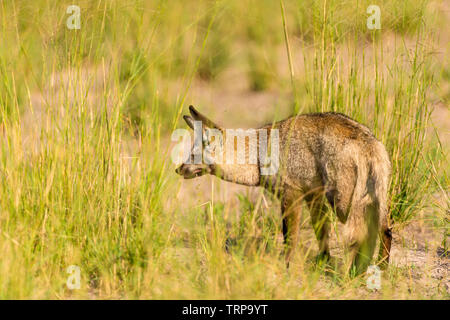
(390, 217), (449, 296)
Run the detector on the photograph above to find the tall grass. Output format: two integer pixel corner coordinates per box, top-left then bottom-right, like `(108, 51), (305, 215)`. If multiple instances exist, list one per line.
(0, 0), (447, 299)
(283, 0), (441, 223)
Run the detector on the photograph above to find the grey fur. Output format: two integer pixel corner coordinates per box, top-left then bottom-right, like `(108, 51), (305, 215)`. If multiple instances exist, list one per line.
(176, 106), (392, 275)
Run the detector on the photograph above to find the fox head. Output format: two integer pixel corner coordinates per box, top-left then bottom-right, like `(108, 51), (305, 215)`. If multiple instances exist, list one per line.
(175, 105), (223, 179)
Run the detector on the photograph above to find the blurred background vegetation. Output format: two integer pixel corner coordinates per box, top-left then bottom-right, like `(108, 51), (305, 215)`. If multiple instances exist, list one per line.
(0, 0), (448, 298)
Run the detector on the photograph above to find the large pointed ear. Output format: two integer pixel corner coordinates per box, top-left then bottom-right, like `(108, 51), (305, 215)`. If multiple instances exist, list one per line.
(189, 105), (221, 129)
(183, 115), (195, 130)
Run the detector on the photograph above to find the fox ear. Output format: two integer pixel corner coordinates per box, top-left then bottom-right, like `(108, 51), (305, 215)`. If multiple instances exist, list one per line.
(183, 115), (195, 130)
(189, 105), (220, 129)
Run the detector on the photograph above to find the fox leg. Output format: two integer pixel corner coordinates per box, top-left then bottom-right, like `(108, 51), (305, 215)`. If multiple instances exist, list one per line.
(344, 203), (379, 277)
(306, 194), (331, 263)
(377, 213), (392, 270)
(281, 191), (302, 267)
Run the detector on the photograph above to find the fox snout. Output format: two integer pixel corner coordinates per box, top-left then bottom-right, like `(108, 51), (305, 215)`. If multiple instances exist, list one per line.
(175, 164), (210, 179)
